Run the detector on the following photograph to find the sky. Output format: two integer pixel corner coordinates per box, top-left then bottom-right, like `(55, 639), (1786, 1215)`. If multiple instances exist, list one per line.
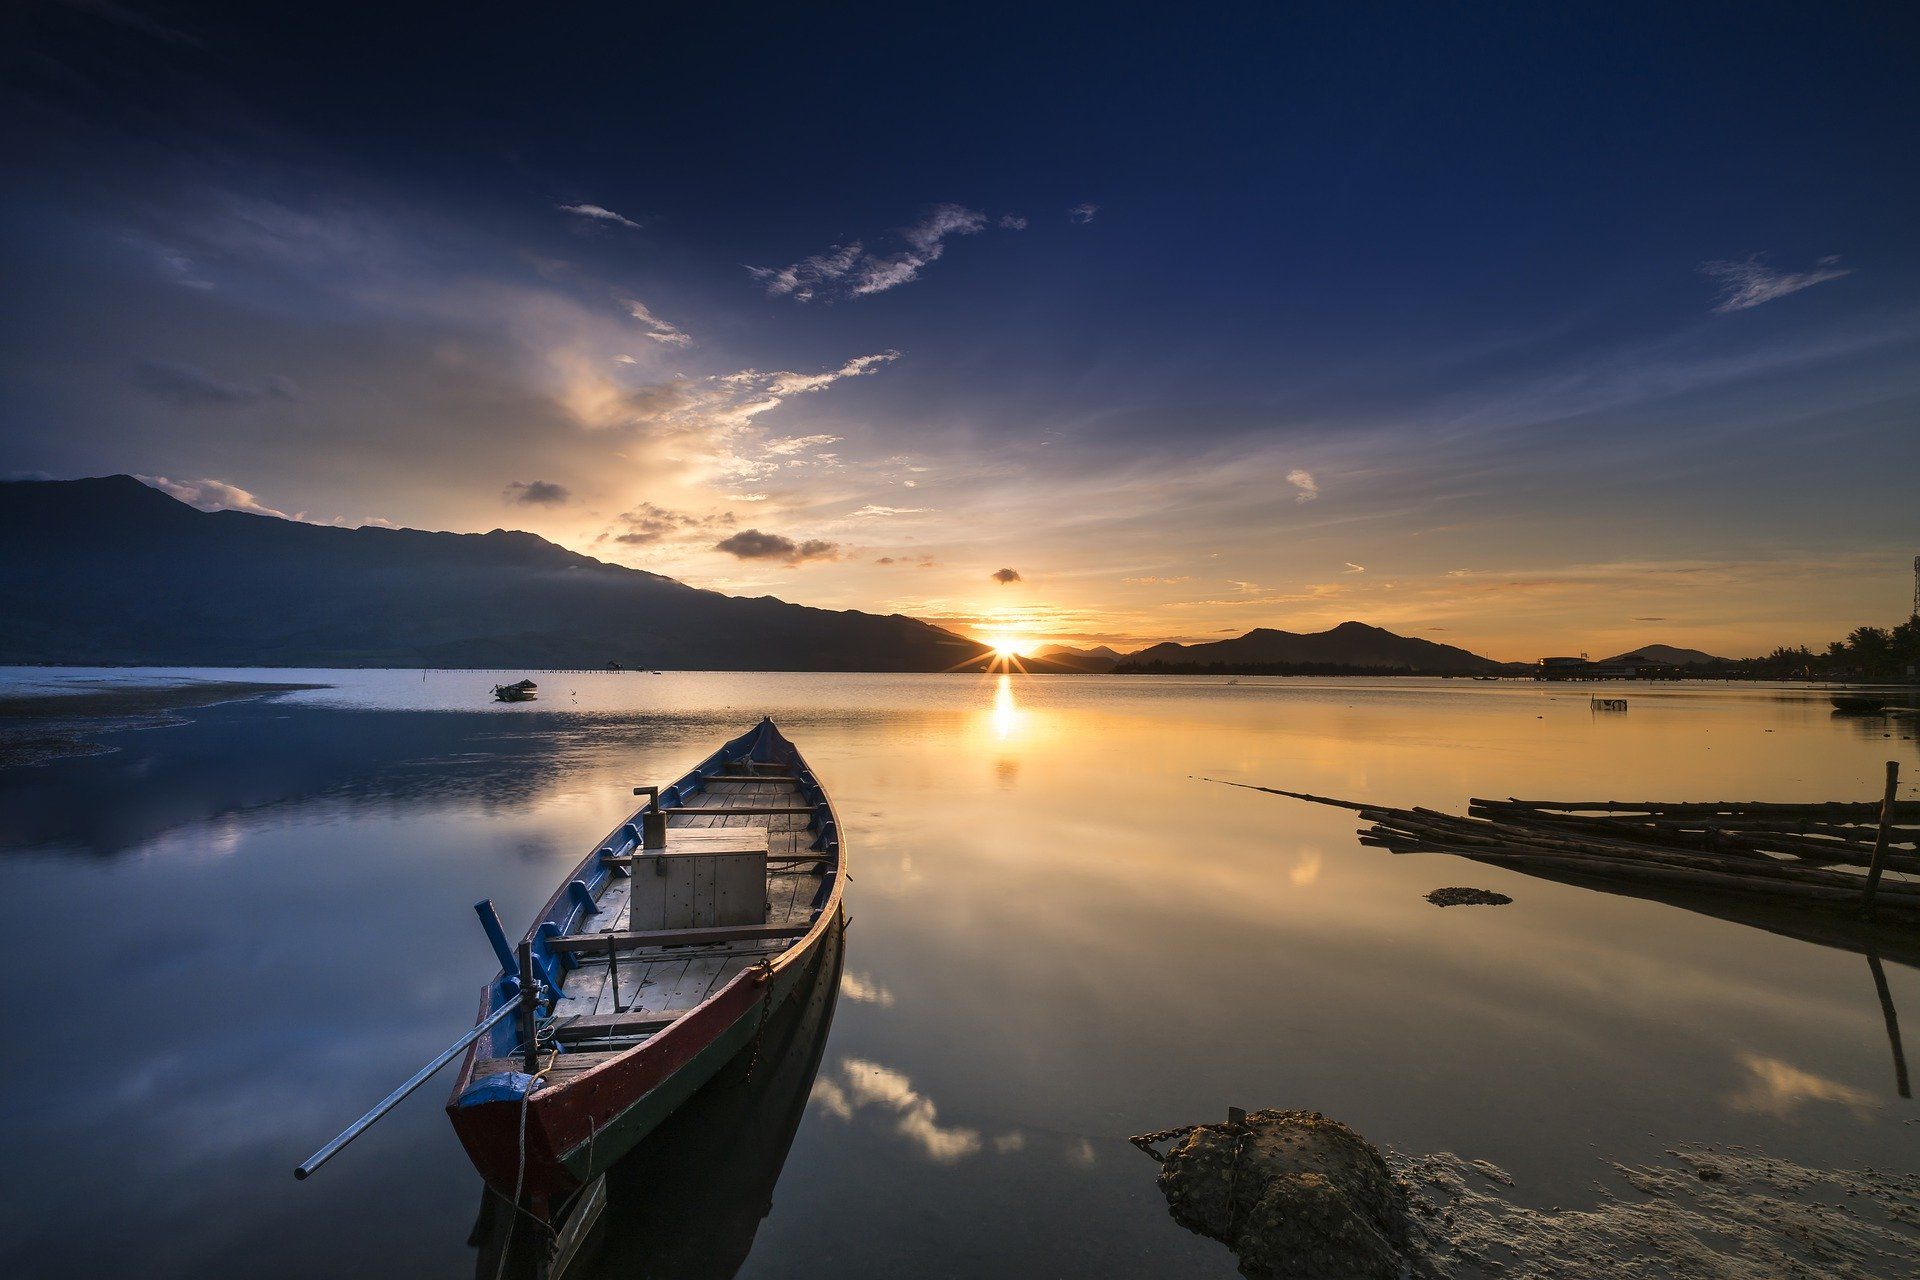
(3, 2), (1917, 661)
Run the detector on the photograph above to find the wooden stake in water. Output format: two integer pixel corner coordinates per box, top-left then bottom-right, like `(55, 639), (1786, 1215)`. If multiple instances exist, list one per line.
(1863, 761), (1901, 921)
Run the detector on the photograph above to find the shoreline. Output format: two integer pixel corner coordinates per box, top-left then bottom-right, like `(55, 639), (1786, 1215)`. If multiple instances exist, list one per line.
(0, 680), (327, 768)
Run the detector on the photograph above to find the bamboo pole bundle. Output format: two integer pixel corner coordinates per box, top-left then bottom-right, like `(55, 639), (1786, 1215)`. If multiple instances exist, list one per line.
(1466, 800), (1920, 874)
(1205, 772), (1920, 921)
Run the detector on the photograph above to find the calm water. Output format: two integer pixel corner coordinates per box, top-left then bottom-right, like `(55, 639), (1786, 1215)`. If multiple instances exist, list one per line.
(1, 669), (1915, 1278)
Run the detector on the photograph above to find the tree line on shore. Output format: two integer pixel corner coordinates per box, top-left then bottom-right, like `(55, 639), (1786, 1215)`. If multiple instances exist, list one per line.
(1709, 615), (1920, 683)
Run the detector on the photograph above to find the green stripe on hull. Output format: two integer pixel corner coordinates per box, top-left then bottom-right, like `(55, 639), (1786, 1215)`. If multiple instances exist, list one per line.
(556, 960), (810, 1182)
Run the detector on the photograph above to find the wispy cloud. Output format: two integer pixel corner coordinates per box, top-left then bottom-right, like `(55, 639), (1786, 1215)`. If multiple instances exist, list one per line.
(1343, 561), (1366, 573)
(64, 0), (204, 47)
(503, 479), (570, 506)
(132, 359), (296, 406)
(992, 567), (1022, 584)
(622, 298), (691, 346)
(1069, 202), (1100, 223)
(810, 1058), (982, 1162)
(763, 433), (842, 457)
(850, 504), (927, 518)
(1725, 1052), (1875, 1118)
(557, 202), (643, 231)
(1286, 468), (1319, 502)
(137, 475), (290, 519)
(1700, 254), (1851, 313)
(839, 971), (895, 1006)
(714, 528), (840, 564)
(750, 204), (1020, 301)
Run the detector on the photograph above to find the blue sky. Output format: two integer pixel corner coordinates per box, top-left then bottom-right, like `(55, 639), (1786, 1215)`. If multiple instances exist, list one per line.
(3, 2), (1917, 657)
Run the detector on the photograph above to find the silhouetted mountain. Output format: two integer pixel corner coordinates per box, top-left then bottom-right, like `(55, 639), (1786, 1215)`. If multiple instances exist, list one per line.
(1030, 644), (1122, 671)
(0, 476), (992, 671)
(1124, 622), (1505, 674)
(1603, 644), (1727, 666)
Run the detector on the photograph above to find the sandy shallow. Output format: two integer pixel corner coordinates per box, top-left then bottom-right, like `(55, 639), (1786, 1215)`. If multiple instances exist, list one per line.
(0, 680), (325, 766)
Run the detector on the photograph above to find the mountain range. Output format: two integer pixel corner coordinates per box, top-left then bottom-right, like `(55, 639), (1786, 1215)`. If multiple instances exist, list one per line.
(1, 476), (1726, 674)
(1122, 622), (1510, 674)
(1602, 644), (1727, 666)
(0, 476), (990, 670)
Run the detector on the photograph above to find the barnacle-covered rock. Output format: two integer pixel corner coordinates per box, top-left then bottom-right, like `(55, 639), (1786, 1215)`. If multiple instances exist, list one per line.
(1154, 1109), (1412, 1280)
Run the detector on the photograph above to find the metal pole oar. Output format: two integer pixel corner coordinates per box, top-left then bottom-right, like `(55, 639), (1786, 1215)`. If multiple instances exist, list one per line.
(294, 999), (517, 1180)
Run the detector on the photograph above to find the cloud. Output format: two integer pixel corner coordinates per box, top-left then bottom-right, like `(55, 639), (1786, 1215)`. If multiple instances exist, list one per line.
(839, 971), (895, 1006)
(136, 475), (290, 519)
(64, 0), (204, 47)
(1724, 1052), (1875, 1118)
(622, 299), (692, 347)
(714, 529), (840, 564)
(502, 479), (570, 506)
(605, 501), (733, 545)
(1069, 203), (1100, 223)
(850, 504), (927, 518)
(1700, 255), (1851, 313)
(750, 204), (1014, 301)
(811, 1058), (982, 1163)
(1286, 468), (1319, 502)
(1344, 562), (1366, 573)
(762, 433), (841, 456)
(132, 359), (297, 406)
(992, 567), (1022, 584)
(557, 202), (643, 231)
(1126, 574), (1193, 585)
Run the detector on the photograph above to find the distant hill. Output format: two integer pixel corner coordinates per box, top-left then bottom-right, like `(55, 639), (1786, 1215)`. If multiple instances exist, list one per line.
(0, 476), (992, 671)
(1030, 644), (1122, 672)
(1122, 622), (1507, 674)
(1604, 644), (1728, 666)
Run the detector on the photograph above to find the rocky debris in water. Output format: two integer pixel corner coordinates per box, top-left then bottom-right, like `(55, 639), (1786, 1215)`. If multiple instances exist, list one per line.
(1146, 1108), (1417, 1280)
(1393, 1143), (1920, 1278)
(1425, 887), (1512, 907)
(1137, 1112), (1920, 1279)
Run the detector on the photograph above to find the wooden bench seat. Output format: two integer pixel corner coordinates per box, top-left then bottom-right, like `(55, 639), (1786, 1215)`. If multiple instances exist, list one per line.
(549, 921), (813, 954)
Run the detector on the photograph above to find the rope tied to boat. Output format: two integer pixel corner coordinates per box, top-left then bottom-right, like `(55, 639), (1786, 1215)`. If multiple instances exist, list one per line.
(493, 1047), (556, 1280)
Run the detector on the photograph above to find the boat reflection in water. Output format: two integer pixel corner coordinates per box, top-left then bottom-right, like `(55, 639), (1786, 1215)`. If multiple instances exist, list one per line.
(470, 916), (845, 1280)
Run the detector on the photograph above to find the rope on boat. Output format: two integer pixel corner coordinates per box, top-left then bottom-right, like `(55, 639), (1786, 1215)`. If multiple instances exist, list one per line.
(493, 1045), (556, 1280)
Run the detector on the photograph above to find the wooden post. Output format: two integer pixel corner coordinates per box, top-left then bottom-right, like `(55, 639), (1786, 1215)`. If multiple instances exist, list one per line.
(1868, 951), (1911, 1100)
(1863, 761), (1901, 921)
(516, 939), (540, 1075)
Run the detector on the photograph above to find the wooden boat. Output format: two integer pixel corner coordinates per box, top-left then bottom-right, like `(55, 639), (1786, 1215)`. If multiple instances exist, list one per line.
(1832, 693), (1889, 713)
(445, 718), (845, 1215)
(469, 900), (845, 1278)
(494, 678), (539, 702)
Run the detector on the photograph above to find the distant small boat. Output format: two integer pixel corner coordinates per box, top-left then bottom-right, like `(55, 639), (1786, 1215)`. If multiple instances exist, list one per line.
(1830, 693), (1888, 714)
(493, 679), (538, 702)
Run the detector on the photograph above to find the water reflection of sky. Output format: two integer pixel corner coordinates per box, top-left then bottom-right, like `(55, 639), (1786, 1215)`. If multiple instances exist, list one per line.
(0, 670), (1913, 1278)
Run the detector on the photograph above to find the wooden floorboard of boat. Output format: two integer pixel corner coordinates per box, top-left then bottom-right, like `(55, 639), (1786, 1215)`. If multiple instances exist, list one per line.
(543, 770), (824, 1028)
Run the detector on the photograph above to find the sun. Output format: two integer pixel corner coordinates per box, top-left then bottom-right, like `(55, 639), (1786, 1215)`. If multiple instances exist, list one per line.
(989, 635), (1034, 658)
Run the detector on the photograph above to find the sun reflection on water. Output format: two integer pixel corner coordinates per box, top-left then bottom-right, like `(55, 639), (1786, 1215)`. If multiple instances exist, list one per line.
(990, 673), (1021, 740)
